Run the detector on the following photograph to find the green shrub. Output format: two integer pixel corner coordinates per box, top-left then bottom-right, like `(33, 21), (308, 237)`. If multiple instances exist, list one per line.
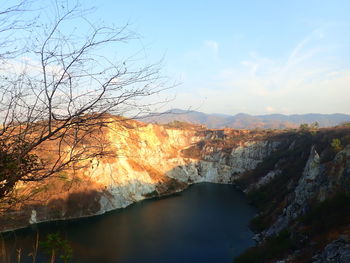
(40, 233), (76, 263)
(330, 138), (343, 152)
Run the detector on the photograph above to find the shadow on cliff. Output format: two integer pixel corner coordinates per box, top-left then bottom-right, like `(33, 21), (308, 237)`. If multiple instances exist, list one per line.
(0, 127), (306, 234)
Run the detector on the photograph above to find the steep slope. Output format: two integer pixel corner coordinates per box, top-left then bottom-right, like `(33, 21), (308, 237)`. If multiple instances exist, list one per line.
(234, 127), (350, 263)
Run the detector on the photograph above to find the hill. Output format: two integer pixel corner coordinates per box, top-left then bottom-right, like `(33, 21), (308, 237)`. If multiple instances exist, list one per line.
(141, 109), (350, 129)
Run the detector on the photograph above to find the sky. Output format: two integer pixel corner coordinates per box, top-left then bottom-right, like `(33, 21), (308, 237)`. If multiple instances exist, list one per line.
(7, 0), (350, 115)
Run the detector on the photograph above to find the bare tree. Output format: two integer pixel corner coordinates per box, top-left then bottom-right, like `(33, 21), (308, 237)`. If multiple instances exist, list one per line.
(0, 0), (169, 209)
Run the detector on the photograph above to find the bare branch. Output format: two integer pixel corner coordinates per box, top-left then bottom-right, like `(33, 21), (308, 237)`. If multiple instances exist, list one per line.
(0, 0), (171, 209)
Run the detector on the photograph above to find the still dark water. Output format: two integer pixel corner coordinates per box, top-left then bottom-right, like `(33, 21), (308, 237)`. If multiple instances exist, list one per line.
(2, 183), (256, 263)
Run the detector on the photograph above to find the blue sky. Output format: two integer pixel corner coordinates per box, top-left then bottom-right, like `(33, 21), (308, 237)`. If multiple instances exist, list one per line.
(13, 0), (350, 115)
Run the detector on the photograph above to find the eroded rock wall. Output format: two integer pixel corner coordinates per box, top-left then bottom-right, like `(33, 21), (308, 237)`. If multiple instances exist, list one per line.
(1, 119), (279, 232)
(235, 127), (350, 263)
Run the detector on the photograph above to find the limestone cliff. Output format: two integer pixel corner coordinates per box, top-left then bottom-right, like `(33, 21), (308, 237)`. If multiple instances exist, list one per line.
(0, 118), (280, 232)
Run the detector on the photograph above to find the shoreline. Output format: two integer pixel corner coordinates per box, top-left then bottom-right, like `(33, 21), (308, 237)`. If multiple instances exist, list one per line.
(1, 181), (250, 235)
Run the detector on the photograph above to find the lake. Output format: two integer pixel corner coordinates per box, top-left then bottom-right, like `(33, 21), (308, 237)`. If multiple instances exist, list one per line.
(1, 183), (256, 263)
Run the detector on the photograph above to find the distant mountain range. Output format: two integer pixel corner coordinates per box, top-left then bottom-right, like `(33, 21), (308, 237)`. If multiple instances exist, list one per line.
(141, 109), (350, 129)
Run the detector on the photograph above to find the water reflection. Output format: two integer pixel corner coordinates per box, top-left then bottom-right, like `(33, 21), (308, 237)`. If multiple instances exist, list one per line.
(2, 183), (256, 263)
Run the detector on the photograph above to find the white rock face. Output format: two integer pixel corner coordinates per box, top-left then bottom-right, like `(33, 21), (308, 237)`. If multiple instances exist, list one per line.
(265, 146), (321, 237)
(293, 146), (320, 206)
(166, 160), (233, 184)
(246, 169), (282, 192)
(102, 180), (157, 212)
(263, 144), (350, 238)
(166, 141), (279, 185)
(229, 141), (279, 174)
(29, 210), (37, 224)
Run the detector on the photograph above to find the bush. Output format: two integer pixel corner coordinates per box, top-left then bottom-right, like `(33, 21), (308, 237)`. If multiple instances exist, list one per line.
(330, 138), (343, 152)
(40, 233), (76, 263)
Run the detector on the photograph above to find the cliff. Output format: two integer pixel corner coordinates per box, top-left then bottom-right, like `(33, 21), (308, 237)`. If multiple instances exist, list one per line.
(0, 117), (280, 232)
(235, 127), (350, 263)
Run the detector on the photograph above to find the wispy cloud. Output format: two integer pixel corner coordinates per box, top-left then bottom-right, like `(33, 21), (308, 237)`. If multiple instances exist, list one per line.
(172, 27), (350, 115)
